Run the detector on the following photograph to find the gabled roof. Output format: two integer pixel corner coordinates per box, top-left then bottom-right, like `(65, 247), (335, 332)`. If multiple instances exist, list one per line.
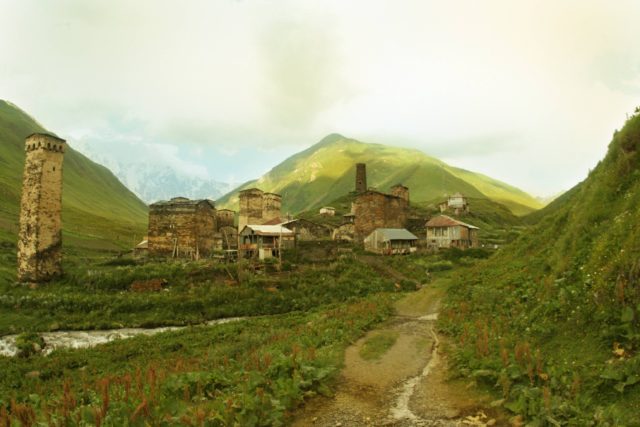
(425, 215), (479, 229)
(240, 225), (294, 236)
(368, 228), (418, 241)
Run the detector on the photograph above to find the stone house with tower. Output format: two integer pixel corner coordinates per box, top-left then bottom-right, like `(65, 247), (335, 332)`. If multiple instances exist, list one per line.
(332, 163), (411, 241)
(17, 133), (66, 282)
(147, 197), (218, 258)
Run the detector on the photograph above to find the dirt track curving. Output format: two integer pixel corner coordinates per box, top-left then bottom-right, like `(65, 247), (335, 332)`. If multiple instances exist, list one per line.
(292, 276), (506, 427)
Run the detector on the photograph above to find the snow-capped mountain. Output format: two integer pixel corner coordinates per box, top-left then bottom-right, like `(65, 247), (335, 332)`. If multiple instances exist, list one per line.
(72, 143), (234, 204)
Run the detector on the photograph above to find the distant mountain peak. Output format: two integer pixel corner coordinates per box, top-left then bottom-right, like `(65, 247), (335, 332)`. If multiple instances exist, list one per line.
(217, 134), (542, 216)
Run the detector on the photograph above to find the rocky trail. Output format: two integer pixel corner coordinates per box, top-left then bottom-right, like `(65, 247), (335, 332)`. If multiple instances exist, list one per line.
(292, 275), (505, 427)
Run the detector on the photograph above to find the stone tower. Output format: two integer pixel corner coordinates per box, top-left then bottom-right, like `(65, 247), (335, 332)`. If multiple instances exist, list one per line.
(17, 133), (65, 283)
(391, 184), (410, 203)
(262, 192), (282, 223)
(238, 188), (264, 231)
(355, 163), (367, 193)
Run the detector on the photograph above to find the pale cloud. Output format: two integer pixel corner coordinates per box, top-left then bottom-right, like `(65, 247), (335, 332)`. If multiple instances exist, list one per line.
(1, 0), (640, 196)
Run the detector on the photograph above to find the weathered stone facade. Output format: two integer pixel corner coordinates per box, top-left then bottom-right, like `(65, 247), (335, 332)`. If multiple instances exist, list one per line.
(263, 193), (282, 224)
(147, 197), (217, 258)
(353, 190), (409, 240)
(391, 184), (410, 203)
(238, 188), (264, 231)
(216, 209), (235, 228)
(355, 163), (367, 193)
(238, 188), (283, 230)
(17, 133), (65, 283)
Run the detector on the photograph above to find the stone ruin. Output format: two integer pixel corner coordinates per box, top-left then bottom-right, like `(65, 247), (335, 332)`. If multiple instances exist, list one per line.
(17, 133), (65, 283)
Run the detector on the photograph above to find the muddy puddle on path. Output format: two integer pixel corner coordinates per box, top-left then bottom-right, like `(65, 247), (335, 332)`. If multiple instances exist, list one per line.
(0, 317), (245, 358)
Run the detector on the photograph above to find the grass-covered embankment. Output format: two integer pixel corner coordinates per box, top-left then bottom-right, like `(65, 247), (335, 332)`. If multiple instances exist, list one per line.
(440, 110), (640, 425)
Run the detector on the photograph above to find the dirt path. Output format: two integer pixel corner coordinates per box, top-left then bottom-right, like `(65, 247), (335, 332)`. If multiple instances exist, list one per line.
(292, 276), (505, 427)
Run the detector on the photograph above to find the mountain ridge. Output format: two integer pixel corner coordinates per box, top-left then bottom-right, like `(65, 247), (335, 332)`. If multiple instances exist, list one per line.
(217, 134), (543, 216)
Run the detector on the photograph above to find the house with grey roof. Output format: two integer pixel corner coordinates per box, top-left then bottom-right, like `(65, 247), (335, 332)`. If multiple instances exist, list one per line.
(363, 228), (418, 255)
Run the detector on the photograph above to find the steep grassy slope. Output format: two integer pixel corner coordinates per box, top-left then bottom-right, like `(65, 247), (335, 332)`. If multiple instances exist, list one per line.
(217, 134), (542, 216)
(0, 100), (147, 253)
(442, 110), (640, 424)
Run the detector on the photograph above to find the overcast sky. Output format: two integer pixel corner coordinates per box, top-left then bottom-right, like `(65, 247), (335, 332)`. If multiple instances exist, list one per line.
(2, 0), (640, 196)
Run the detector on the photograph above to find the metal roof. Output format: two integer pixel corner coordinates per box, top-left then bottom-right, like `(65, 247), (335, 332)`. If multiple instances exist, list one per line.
(425, 215), (479, 229)
(240, 225), (294, 236)
(369, 228), (418, 241)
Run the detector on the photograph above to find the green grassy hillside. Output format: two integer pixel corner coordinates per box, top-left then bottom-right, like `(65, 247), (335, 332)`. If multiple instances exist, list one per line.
(217, 134), (542, 216)
(442, 110), (640, 424)
(0, 100), (147, 257)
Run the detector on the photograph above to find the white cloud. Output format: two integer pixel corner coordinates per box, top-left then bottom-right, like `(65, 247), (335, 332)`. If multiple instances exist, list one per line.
(1, 0), (639, 195)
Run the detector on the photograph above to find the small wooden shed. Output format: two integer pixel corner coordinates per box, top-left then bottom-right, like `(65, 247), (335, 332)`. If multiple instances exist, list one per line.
(364, 228), (418, 255)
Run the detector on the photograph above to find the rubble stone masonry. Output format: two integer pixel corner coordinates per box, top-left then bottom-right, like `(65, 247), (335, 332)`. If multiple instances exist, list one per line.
(17, 133), (65, 282)
(263, 192), (282, 223)
(353, 190), (409, 240)
(148, 198), (216, 258)
(238, 188), (264, 231)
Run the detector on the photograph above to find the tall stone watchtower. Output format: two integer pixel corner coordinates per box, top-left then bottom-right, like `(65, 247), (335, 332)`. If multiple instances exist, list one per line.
(17, 133), (65, 283)
(355, 163), (367, 193)
(262, 192), (282, 223)
(238, 188), (264, 231)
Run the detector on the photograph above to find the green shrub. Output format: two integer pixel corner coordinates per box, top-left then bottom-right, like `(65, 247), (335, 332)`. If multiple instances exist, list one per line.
(15, 332), (45, 358)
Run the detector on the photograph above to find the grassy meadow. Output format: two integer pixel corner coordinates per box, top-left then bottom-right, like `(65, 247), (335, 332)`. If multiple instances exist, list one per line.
(0, 239), (493, 425)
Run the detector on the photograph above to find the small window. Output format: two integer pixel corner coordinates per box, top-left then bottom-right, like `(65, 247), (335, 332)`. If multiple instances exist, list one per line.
(53, 166), (56, 171)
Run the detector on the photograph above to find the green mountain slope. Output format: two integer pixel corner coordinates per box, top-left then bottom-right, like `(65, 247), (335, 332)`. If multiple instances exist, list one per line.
(217, 134), (542, 216)
(442, 110), (640, 424)
(0, 100), (147, 251)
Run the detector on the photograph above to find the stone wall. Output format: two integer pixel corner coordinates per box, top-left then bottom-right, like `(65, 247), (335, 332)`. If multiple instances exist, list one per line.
(17, 134), (65, 283)
(353, 191), (409, 240)
(238, 188), (264, 230)
(238, 188), (282, 230)
(148, 198), (216, 258)
(355, 163), (367, 193)
(391, 184), (410, 203)
(216, 209), (235, 228)
(262, 193), (282, 224)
